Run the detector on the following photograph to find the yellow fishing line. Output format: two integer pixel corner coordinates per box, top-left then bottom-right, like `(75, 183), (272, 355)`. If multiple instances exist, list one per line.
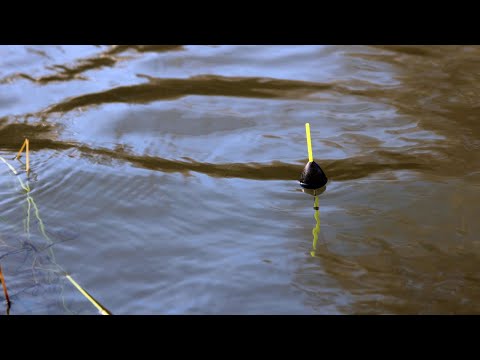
(305, 123), (313, 162)
(65, 275), (111, 315)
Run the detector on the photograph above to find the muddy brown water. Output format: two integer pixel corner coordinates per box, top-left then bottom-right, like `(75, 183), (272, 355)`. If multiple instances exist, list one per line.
(0, 45), (479, 314)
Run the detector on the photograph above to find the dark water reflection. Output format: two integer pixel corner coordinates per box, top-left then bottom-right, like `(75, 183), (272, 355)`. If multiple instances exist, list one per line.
(0, 45), (479, 314)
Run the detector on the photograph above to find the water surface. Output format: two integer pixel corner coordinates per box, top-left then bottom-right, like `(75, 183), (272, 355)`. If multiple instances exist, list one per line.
(0, 45), (479, 314)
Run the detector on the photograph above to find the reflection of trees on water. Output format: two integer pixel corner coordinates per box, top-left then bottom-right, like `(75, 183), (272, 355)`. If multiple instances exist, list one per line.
(353, 46), (480, 177)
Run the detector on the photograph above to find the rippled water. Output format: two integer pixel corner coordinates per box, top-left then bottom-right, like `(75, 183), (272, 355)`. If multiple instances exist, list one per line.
(0, 45), (479, 314)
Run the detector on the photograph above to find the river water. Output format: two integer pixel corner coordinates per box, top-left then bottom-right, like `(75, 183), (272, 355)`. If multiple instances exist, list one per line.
(0, 45), (479, 314)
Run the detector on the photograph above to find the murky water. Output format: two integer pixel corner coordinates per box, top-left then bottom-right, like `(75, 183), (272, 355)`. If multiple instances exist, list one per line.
(0, 45), (479, 314)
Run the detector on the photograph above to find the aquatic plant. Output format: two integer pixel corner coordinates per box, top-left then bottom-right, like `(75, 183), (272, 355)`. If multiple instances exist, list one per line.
(0, 140), (111, 315)
(0, 264), (11, 313)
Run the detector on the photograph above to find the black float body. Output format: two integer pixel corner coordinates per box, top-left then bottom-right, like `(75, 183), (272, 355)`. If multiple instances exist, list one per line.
(299, 161), (328, 189)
